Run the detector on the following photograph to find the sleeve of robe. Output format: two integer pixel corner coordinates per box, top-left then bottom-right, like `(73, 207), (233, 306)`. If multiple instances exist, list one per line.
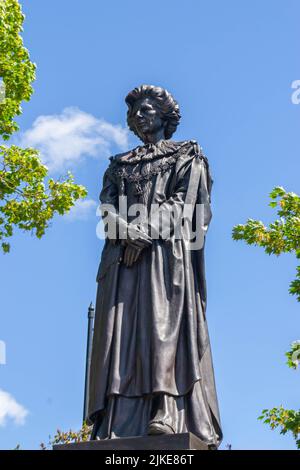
(99, 165), (152, 247)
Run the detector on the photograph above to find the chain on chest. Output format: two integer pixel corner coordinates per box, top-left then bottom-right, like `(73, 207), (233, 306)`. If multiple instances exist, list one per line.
(109, 156), (177, 196)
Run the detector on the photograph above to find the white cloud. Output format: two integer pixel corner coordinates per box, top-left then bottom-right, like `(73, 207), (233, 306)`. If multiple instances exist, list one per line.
(18, 107), (129, 172)
(0, 389), (29, 426)
(65, 198), (98, 221)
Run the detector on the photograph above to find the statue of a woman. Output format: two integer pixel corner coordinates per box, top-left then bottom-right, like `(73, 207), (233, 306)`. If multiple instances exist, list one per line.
(87, 85), (222, 448)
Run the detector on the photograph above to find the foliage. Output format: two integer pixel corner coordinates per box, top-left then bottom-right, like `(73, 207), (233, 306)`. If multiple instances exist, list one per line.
(40, 422), (92, 449)
(0, 0), (36, 139)
(286, 341), (300, 370)
(0, 1), (88, 252)
(0, 0), (89, 448)
(232, 186), (300, 301)
(258, 407), (300, 449)
(258, 341), (300, 448)
(232, 186), (300, 449)
(0, 145), (87, 252)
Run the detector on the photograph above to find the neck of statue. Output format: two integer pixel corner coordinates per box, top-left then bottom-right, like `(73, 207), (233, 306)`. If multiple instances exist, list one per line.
(142, 127), (165, 145)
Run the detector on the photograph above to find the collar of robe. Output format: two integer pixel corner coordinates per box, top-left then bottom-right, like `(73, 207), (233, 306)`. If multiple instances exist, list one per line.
(109, 139), (195, 165)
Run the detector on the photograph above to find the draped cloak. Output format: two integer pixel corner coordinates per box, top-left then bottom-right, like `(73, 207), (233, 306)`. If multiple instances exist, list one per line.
(87, 139), (222, 447)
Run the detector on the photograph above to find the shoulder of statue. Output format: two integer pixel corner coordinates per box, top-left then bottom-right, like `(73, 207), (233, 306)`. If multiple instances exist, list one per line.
(188, 139), (208, 160)
(191, 140), (211, 177)
(104, 150), (132, 180)
(175, 139), (209, 166)
(174, 140), (213, 193)
(108, 149), (132, 163)
(186, 140), (213, 194)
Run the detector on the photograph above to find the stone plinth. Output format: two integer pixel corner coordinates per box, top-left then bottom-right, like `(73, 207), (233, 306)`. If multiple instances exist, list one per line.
(53, 432), (209, 451)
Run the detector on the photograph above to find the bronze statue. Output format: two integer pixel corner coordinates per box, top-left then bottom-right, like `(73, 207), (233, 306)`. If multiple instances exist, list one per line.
(87, 85), (222, 448)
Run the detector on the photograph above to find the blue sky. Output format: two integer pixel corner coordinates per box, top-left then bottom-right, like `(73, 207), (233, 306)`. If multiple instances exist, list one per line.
(0, 0), (299, 450)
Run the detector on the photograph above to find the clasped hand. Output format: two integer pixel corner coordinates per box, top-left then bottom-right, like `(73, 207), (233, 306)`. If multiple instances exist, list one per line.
(108, 222), (152, 268)
(123, 223), (152, 267)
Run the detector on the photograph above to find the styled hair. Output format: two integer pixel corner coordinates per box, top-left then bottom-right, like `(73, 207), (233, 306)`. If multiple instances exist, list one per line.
(125, 85), (181, 139)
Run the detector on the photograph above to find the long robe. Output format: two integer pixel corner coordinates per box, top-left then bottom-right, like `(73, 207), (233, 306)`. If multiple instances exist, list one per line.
(87, 139), (222, 447)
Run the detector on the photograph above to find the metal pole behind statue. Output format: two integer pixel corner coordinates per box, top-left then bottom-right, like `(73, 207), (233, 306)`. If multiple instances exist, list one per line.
(83, 302), (95, 423)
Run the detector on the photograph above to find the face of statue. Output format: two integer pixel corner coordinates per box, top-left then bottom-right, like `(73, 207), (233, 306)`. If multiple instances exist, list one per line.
(130, 97), (165, 143)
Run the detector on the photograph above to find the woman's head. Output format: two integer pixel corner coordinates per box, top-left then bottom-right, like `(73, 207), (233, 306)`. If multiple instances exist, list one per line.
(125, 85), (181, 141)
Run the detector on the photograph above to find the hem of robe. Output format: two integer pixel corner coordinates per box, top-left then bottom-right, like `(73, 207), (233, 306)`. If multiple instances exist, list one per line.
(88, 377), (201, 424)
(88, 378), (222, 447)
